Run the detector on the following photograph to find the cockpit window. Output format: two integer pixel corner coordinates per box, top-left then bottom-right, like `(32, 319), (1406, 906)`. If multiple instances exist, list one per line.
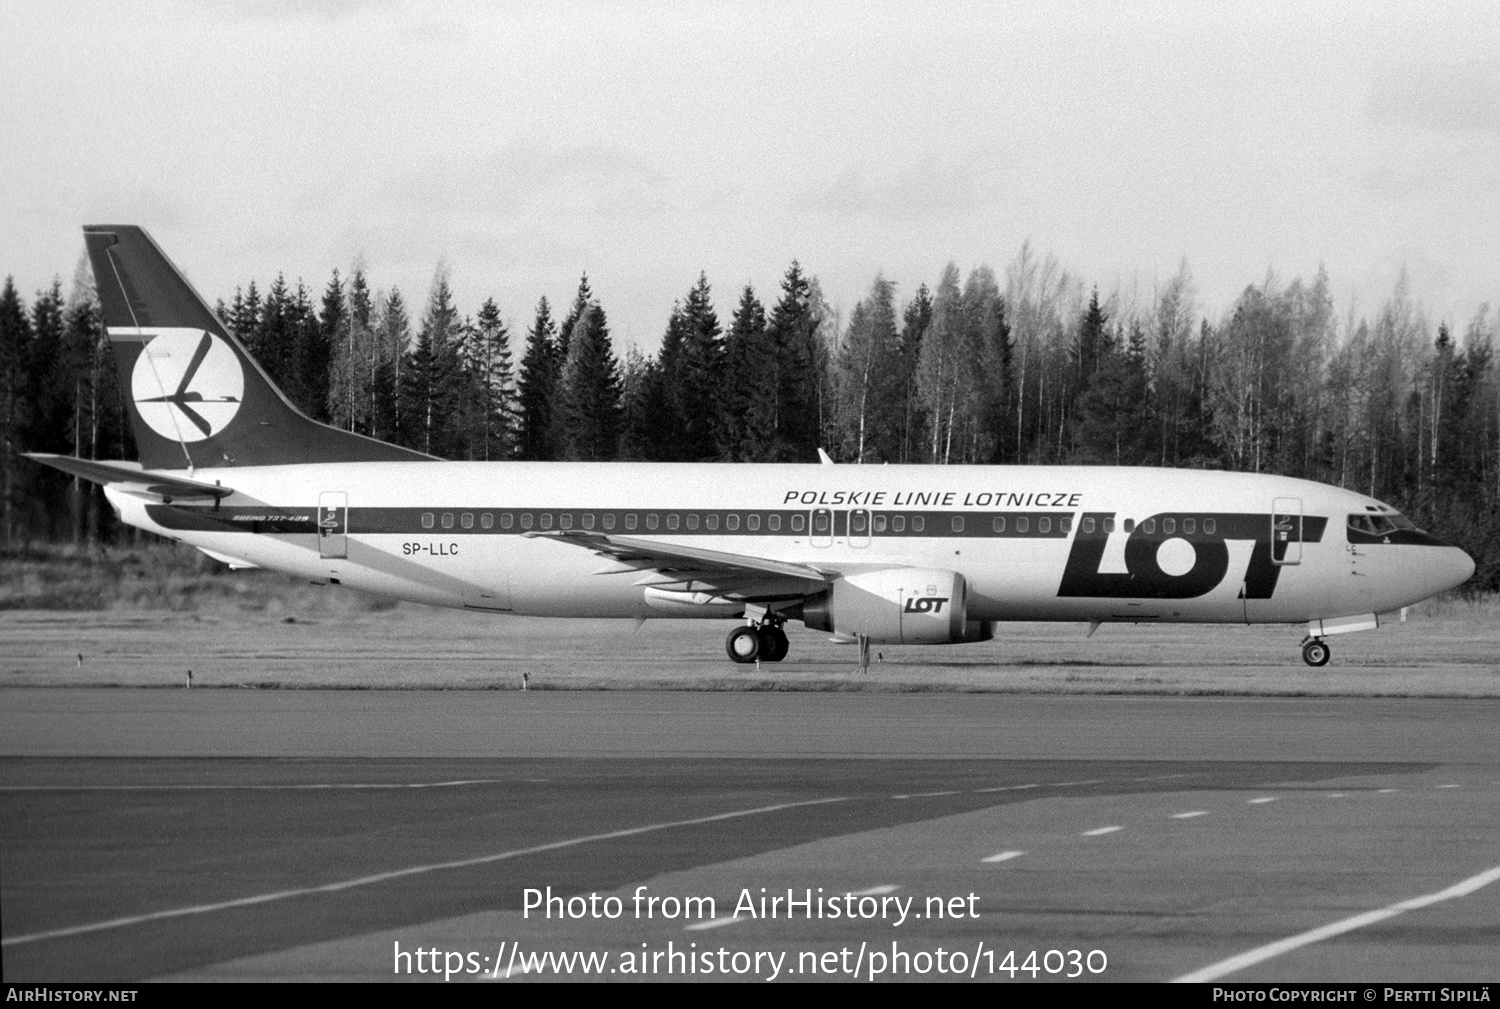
(1348, 513), (1414, 536)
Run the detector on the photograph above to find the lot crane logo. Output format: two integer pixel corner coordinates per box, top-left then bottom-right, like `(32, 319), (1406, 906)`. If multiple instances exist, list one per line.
(129, 328), (244, 442)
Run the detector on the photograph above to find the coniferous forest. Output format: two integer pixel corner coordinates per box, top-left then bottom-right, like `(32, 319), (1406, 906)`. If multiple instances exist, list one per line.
(2, 245), (1496, 593)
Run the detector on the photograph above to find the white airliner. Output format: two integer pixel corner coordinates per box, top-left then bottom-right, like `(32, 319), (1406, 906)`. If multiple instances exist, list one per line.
(29, 226), (1475, 668)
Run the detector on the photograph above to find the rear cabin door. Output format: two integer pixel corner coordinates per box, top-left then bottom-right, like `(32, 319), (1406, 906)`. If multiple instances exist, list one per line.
(318, 491), (347, 560)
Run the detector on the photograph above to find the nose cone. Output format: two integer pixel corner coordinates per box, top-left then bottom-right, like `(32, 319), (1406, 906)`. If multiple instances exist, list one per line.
(1430, 547), (1476, 596)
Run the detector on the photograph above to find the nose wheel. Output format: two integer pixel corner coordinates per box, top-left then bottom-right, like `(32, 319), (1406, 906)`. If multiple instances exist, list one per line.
(1301, 638), (1331, 667)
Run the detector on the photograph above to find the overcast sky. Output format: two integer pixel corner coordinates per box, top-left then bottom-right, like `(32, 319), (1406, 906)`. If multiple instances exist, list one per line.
(3, 1), (1497, 350)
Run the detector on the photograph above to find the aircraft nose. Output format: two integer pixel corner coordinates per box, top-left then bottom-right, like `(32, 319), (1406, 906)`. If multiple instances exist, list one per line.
(1430, 546), (1476, 595)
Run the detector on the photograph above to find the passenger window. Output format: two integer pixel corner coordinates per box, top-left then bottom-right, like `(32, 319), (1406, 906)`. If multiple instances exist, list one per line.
(912, 516), (925, 533)
(748, 514), (761, 531)
(1103, 518), (1115, 533)
(686, 514), (699, 530)
(480, 513), (493, 530)
(768, 515), (781, 531)
(1039, 517), (1051, 533)
(1123, 519), (1135, 533)
(727, 514), (740, 531)
(461, 513), (473, 530)
(1061, 517), (1072, 533)
(1083, 517), (1095, 533)
(500, 513), (513, 530)
(646, 514), (660, 531)
(1204, 519), (1216, 535)
(814, 512), (829, 533)
(560, 513), (572, 530)
(791, 514), (806, 532)
(705, 514), (718, 531)
(852, 512), (867, 532)
(893, 516), (906, 532)
(1142, 519), (1155, 534)
(582, 513), (595, 530)
(666, 514), (679, 531)
(873, 515), (886, 533)
(603, 514), (615, 531)
(993, 516), (1006, 533)
(952, 516), (964, 533)
(1163, 518), (1175, 534)
(539, 513), (553, 530)
(441, 512), (454, 530)
(520, 513), (533, 530)
(1016, 517), (1029, 533)
(625, 514), (638, 531)
(1183, 518), (1195, 534)
(421, 512), (434, 530)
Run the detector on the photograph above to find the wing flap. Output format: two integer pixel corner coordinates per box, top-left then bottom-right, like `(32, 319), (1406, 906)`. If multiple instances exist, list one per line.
(527, 529), (832, 599)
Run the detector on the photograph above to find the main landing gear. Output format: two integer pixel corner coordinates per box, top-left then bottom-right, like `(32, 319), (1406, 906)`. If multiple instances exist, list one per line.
(726, 619), (789, 664)
(1301, 637), (1331, 667)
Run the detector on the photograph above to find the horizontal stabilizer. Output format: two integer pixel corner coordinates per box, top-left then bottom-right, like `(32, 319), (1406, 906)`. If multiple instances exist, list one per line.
(24, 454), (233, 500)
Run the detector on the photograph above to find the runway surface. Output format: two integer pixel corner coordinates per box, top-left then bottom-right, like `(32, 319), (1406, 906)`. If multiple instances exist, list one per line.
(2, 690), (1497, 983)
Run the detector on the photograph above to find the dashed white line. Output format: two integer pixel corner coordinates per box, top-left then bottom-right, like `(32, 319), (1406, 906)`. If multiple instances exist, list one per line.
(1248, 797), (1277, 804)
(892, 790), (961, 799)
(0, 779), (507, 792)
(1378, 788), (1397, 794)
(0, 795), (848, 949)
(982, 851), (1026, 863)
(1438, 784), (1462, 789)
(1082, 826), (1123, 836)
(684, 916), (745, 932)
(1326, 793), (1349, 798)
(973, 783), (1039, 794)
(1172, 863), (1500, 983)
(848, 885), (901, 896)
(1171, 811), (1208, 819)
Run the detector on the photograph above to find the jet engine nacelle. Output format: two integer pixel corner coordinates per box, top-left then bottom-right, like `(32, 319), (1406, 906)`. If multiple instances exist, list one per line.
(801, 568), (991, 644)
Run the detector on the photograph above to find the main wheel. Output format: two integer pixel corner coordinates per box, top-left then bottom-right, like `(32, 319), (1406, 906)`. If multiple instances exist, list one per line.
(726, 625), (761, 663)
(1301, 639), (1330, 667)
(760, 625), (789, 662)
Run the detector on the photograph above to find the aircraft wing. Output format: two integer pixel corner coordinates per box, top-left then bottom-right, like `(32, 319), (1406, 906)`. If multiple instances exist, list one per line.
(24, 454), (234, 501)
(526, 530), (834, 600)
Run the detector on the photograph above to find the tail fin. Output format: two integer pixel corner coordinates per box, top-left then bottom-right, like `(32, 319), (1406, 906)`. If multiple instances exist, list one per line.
(84, 225), (432, 471)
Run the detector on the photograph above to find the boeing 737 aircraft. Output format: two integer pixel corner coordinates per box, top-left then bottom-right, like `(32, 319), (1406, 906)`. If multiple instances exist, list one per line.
(28, 226), (1476, 667)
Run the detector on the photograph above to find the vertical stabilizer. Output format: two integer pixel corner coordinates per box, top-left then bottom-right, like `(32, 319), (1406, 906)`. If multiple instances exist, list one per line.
(83, 225), (431, 470)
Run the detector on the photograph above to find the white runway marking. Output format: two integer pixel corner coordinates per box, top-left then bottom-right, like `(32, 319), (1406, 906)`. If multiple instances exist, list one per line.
(0, 779), (507, 792)
(684, 916), (745, 931)
(973, 783), (1039, 794)
(0, 795), (847, 949)
(982, 851), (1025, 863)
(1378, 788), (1397, 793)
(848, 885), (900, 896)
(1082, 826), (1123, 836)
(893, 790), (960, 799)
(1248, 797), (1277, 804)
(1438, 784), (1461, 789)
(1171, 811), (1208, 819)
(1172, 863), (1500, 983)
(1326, 793), (1349, 798)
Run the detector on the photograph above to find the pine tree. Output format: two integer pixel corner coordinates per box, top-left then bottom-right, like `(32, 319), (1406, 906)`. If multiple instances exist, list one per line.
(472, 297), (514, 460)
(676, 273), (723, 460)
(716, 284), (770, 460)
(0, 277), (32, 544)
(515, 297), (558, 460)
(898, 285), (932, 463)
(764, 261), (821, 461)
(559, 300), (622, 461)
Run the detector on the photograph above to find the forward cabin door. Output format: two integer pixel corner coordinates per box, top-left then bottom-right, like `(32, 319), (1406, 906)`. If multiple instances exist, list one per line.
(318, 491), (347, 560)
(1271, 497), (1303, 565)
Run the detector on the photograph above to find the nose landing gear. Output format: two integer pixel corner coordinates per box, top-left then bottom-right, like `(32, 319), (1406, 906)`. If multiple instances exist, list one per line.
(1301, 637), (1331, 667)
(725, 618), (789, 664)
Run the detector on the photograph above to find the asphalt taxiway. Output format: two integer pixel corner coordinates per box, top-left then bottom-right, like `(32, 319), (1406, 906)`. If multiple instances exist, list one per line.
(1, 690), (1497, 982)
